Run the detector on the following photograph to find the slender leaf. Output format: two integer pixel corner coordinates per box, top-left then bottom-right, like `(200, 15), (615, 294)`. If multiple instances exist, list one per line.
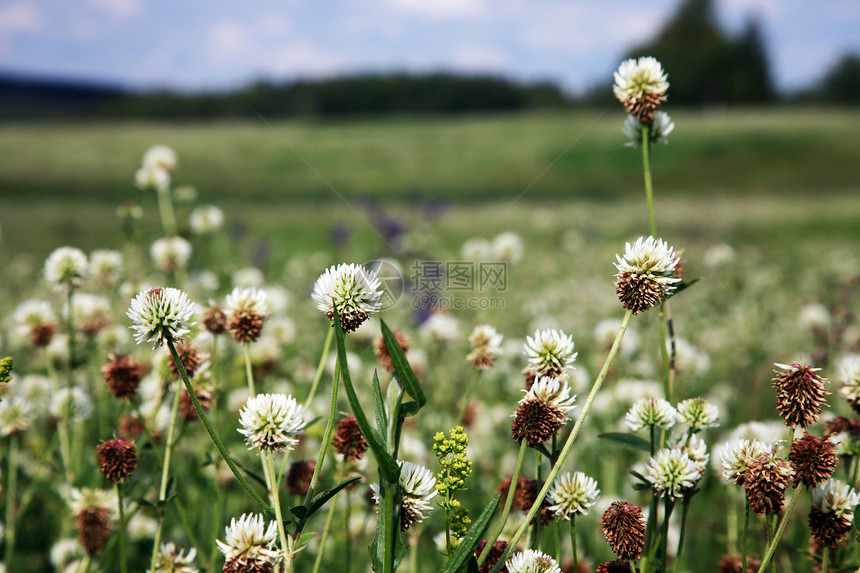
(441, 492), (502, 573)
(381, 319), (426, 409)
(372, 370), (388, 435)
(673, 277), (700, 295)
(306, 476), (362, 517)
(598, 432), (651, 452)
(334, 306), (400, 483)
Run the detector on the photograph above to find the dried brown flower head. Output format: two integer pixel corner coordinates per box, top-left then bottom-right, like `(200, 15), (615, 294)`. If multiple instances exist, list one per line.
(287, 460), (316, 497)
(333, 416), (368, 461)
(372, 330), (409, 372)
(77, 507), (111, 555)
(31, 322), (57, 348)
(790, 433), (837, 489)
(179, 384), (214, 421)
(102, 354), (143, 399)
(97, 437), (137, 483)
(601, 501), (646, 561)
(511, 377), (575, 448)
(772, 363), (829, 428)
(202, 303), (227, 335)
(717, 553), (761, 573)
(596, 560), (632, 573)
(476, 539), (507, 573)
(168, 340), (202, 379)
(744, 450), (794, 515)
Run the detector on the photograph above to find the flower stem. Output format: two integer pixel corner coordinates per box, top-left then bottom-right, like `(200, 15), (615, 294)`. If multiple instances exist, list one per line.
(117, 482), (127, 573)
(151, 374), (183, 573)
(302, 359), (340, 512)
(660, 498), (674, 573)
(850, 454), (859, 488)
(456, 369), (482, 426)
(166, 338), (274, 519)
(243, 341), (256, 396)
(266, 450), (291, 569)
(570, 515), (578, 573)
(4, 435), (19, 569)
(65, 288), (78, 481)
(303, 327), (334, 410)
(489, 309), (634, 572)
(641, 125), (657, 237)
(672, 497), (690, 573)
(658, 304), (671, 402)
(477, 438), (528, 567)
(821, 547), (829, 573)
(156, 184), (178, 237)
(756, 487), (802, 573)
(741, 498), (750, 573)
(311, 460), (347, 573)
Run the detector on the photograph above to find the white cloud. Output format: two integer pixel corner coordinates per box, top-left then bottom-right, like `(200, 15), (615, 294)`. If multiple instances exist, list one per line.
(387, 0), (487, 19)
(208, 21), (251, 64)
(0, 2), (42, 34)
(87, 0), (142, 20)
(450, 45), (509, 73)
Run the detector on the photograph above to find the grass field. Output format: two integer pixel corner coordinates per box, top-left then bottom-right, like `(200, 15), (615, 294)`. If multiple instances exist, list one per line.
(2, 109), (860, 572)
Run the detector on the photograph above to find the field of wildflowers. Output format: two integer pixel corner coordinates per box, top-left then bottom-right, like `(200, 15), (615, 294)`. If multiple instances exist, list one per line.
(1, 58), (860, 573)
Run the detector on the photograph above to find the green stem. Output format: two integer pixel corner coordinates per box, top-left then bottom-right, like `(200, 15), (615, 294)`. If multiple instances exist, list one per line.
(477, 438), (529, 567)
(756, 487), (802, 573)
(658, 304), (671, 402)
(554, 520), (561, 565)
(210, 480), (225, 573)
(489, 309), (634, 572)
(156, 184), (178, 237)
(821, 546), (829, 573)
(151, 375), (183, 573)
(166, 338), (274, 519)
(741, 498), (750, 573)
(266, 451), (291, 569)
(379, 477), (399, 573)
(345, 478), (353, 573)
(243, 341), (256, 396)
(65, 288), (77, 482)
(117, 483), (127, 573)
(850, 454), (859, 488)
(303, 328), (334, 410)
(302, 357), (340, 511)
(672, 497), (690, 573)
(570, 515), (578, 573)
(4, 436), (19, 569)
(660, 498), (674, 573)
(456, 369), (482, 426)
(311, 461), (347, 573)
(641, 125), (657, 237)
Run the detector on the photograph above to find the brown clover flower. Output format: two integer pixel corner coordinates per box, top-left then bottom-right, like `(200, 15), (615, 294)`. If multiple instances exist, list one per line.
(102, 354), (143, 399)
(168, 340), (202, 379)
(601, 501), (646, 561)
(70, 489), (115, 556)
(372, 330), (409, 372)
(511, 377), (576, 448)
(717, 553), (761, 573)
(179, 384), (214, 422)
(226, 287), (267, 343)
(789, 433), (837, 489)
(596, 560), (632, 573)
(476, 539), (507, 573)
(97, 437), (137, 484)
(287, 460), (316, 497)
(744, 449), (794, 515)
(809, 479), (860, 548)
(613, 236), (681, 315)
(333, 416), (368, 461)
(772, 363), (829, 428)
(202, 303), (227, 335)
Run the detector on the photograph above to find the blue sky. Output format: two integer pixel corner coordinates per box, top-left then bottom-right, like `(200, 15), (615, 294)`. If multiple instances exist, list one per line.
(1, 0), (859, 94)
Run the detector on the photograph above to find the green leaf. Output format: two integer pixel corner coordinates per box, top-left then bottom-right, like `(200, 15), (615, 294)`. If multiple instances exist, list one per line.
(441, 492), (502, 573)
(400, 401), (419, 416)
(381, 319), (426, 409)
(466, 557), (479, 573)
(289, 505), (309, 519)
(230, 459), (268, 488)
(532, 443), (553, 461)
(372, 370), (388, 434)
(334, 306), (400, 483)
(306, 476), (362, 517)
(370, 481), (406, 573)
(629, 469), (648, 483)
(673, 277), (700, 295)
(598, 432), (651, 452)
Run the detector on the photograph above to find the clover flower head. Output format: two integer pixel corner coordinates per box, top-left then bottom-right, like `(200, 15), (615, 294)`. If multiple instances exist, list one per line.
(720, 438), (771, 485)
(643, 448), (702, 500)
(45, 247), (89, 291)
(127, 287), (196, 348)
(809, 479), (860, 548)
(512, 377), (576, 447)
(312, 263), (383, 332)
(505, 549), (562, 573)
(625, 396), (677, 431)
(613, 56), (669, 122)
(371, 460), (437, 531)
(148, 543), (198, 573)
(215, 513), (279, 571)
(142, 144), (177, 173)
(238, 393), (305, 451)
(676, 397), (720, 431)
(150, 236), (192, 273)
(547, 471), (600, 520)
(523, 329), (577, 378)
(614, 236), (681, 314)
(189, 205), (224, 235)
(89, 249), (124, 288)
(772, 362), (828, 428)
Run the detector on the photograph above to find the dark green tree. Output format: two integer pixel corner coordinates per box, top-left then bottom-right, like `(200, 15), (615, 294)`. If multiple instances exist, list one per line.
(813, 54), (860, 105)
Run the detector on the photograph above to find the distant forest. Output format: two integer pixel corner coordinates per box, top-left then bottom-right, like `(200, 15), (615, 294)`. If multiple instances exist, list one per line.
(2, 0), (858, 121)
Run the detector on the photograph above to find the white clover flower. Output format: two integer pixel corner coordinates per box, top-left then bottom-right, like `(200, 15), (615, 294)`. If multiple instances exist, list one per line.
(837, 354), (860, 403)
(719, 438), (770, 485)
(45, 247), (88, 291)
(676, 397), (719, 431)
(669, 433), (710, 475)
(614, 236), (681, 314)
(811, 479), (860, 520)
(521, 376), (577, 416)
(150, 236), (192, 273)
(232, 267), (265, 289)
(68, 487), (118, 519)
(226, 286), (268, 318)
(11, 299), (57, 346)
(643, 448), (701, 500)
(703, 243), (736, 270)
(312, 263), (383, 332)
(50, 387), (93, 421)
(188, 205), (224, 236)
(594, 318), (639, 357)
(142, 144), (177, 173)
(623, 111), (675, 148)
(505, 549), (562, 573)
(461, 237), (493, 261)
(127, 287), (196, 348)
(547, 471), (600, 520)
(524, 329), (577, 378)
(625, 397), (677, 431)
(798, 303), (831, 332)
(613, 56), (669, 122)
(11, 374), (52, 416)
(492, 231), (524, 264)
(513, 377), (577, 447)
(371, 460), (437, 530)
(420, 313), (460, 344)
(467, 324), (504, 370)
(148, 543), (198, 573)
(135, 164), (171, 191)
(238, 393), (305, 451)
(88, 250), (124, 288)
(51, 539), (83, 572)
(72, 293), (112, 335)
(216, 513), (279, 570)
(0, 398), (32, 437)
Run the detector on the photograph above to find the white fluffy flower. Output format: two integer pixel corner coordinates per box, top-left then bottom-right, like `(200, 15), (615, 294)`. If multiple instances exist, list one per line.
(188, 205), (224, 235)
(232, 267), (265, 289)
(216, 513), (279, 570)
(798, 303), (831, 332)
(547, 471), (600, 520)
(371, 460), (437, 530)
(524, 329), (577, 378)
(505, 549), (562, 573)
(492, 231), (524, 264)
(461, 237), (493, 261)
(719, 438), (771, 484)
(811, 479), (860, 520)
(50, 387), (93, 421)
(676, 397), (720, 431)
(89, 250), (124, 288)
(643, 448), (702, 500)
(420, 313), (460, 344)
(148, 543), (198, 573)
(72, 293), (112, 335)
(613, 56), (669, 122)
(142, 144), (177, 173)
(623, 111), (675, 147)
(226, 286), (268, 317)
(0, 397), (32, 437)
(837, 354), (860, 403)
(150, 236), (192, 272)
(238, 393), (305, 451)
(521, 376), (577, 416)
(127, 287), (196, 348)
(312, 263), (383, 332)
(625, 397), (677, 431)
(614, 236), (681, 313)
(68, 487), (117, 519)
(467, 324), (503, 370)
(44, 247), (88, 290)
